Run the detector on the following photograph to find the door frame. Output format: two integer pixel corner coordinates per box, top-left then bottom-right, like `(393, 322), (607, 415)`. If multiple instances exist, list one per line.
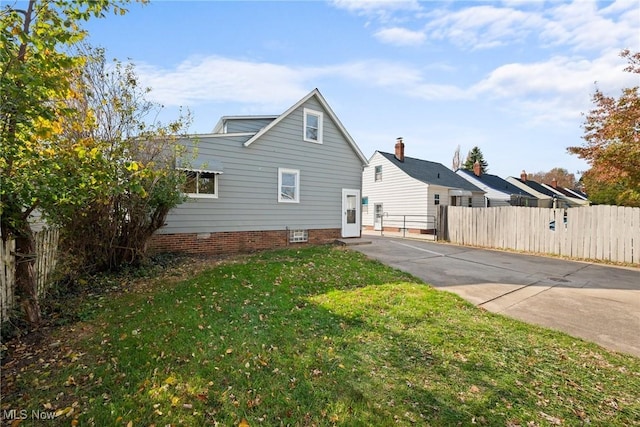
(341, 188), (361, 238)
(373, 203), (383, 231)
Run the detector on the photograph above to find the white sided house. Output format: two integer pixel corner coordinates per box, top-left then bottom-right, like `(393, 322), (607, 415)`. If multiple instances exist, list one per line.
(456, 165), (538, 207)
(151, 89), (368, 255)
(362, 139), (484, 234)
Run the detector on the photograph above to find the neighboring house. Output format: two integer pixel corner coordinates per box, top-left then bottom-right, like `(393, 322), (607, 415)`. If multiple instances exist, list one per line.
(507, 171), (569, 208)
(362, 138), (484, 234)
(541, 180), (591, 207)
(457, 164), (538, 207)
(151, 89), (368, 255)
(565, 187), (589, 201)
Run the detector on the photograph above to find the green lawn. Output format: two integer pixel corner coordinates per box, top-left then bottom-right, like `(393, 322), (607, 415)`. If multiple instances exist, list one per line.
(2, 246), (639, 426)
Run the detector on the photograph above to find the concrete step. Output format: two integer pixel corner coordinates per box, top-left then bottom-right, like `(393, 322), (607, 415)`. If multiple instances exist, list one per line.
(335, 238), (372, 246)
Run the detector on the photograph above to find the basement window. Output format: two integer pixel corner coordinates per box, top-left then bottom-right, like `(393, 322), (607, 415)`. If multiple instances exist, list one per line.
(289, 229), (308, 243)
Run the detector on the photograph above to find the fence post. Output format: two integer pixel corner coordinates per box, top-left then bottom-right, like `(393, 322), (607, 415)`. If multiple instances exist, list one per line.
(1, 238), (16, 327)
(1, 229), (59, 328)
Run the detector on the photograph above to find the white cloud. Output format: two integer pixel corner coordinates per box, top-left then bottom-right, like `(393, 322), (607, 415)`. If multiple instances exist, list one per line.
(424, 5), (545, 50)
(136, 55), (473, 111)
(317, 60), (470, 100)
(474, 53), (637, 98)
(374, 27), (425, 46)
(471, 51), (638, 124)
(329, 0), (422, 25)
(541, 1), (640, 52)
(330, 0), (420, 14)
(137, 56), (308, 107)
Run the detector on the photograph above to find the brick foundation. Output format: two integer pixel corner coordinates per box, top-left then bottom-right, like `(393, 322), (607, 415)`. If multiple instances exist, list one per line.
(150, 228), (342, 255)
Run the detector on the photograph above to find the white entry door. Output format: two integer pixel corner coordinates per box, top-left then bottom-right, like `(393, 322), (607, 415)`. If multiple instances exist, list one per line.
(341, 189), (360, 238)
(374, 203), (383, 231)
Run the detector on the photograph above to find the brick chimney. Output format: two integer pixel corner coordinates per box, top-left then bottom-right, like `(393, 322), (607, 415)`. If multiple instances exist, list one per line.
(551, 178), (558, 188)
(520, 170), (527, 181)
(394, 137), (404, 162)
(473, 160), (481, 177)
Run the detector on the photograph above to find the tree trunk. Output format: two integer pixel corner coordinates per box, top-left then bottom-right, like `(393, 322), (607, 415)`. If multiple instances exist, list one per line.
(15, 228), (41, 325)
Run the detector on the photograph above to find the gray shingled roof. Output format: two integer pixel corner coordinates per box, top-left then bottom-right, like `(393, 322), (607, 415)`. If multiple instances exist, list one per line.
(512, 178), (558, 197)
(379, 152), (483, 192)
(458, 169), (535, 197)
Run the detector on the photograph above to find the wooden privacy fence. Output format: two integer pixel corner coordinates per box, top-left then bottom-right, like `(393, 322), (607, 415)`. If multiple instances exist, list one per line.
(1, 228), (60, 326)
(439, 205), (640, 264)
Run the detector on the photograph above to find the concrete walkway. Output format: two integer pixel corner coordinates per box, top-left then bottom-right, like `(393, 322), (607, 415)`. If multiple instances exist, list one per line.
(345, 232), (640, 358)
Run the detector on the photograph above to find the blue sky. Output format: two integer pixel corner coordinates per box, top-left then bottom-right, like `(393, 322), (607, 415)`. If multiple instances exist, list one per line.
(82, 0), (639, 180)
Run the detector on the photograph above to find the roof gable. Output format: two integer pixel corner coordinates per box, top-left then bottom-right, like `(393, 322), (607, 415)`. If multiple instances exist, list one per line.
(565, 188), (589, 200)
(212, 115), (278, 134)
(512, 178), (558, 197)
(243, 88), (368, 165)
(379, 152), (482, 192)
(458, 169), (535, 197)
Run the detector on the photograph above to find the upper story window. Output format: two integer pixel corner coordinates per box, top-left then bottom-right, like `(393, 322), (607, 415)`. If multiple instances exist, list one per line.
(434, 194), (440, 205)
(278, 168), (300, 203)
(303, 108), (323, 144)
(374, 165), (382, 182)
(183, 170), (218, 198)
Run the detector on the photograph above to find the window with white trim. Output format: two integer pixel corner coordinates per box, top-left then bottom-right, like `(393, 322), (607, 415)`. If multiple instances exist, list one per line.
(374, 165), (382, 181)
(183, 170), (218, 198)
(303, 108), (323, 143)
(434, 194), (440, 205)
(278, 168), (299, 203)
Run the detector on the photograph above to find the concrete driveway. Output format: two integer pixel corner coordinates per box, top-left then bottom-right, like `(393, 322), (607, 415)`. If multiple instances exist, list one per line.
(347, 234), (640, 357)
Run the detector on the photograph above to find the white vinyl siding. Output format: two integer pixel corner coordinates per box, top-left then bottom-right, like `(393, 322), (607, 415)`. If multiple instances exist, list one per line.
(362, 153), (430, 228)
(362, 152), (487, 230)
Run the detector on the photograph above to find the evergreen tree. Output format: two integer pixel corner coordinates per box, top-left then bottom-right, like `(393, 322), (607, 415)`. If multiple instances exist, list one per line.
(463, 146), (489, 173)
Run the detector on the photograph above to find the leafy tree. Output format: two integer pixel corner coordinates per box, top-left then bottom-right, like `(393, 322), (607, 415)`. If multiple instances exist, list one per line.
(579, 169), (623, 205)
(463, 146), (489, 174)
(0, 0), (143, 324)
(56, 46), (191, 275)
(529, 167), (577, 189)
(568, 50), (640, 207)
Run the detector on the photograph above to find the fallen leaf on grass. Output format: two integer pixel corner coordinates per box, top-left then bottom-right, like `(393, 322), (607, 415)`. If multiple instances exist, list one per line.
(539, 411), (562, 425)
